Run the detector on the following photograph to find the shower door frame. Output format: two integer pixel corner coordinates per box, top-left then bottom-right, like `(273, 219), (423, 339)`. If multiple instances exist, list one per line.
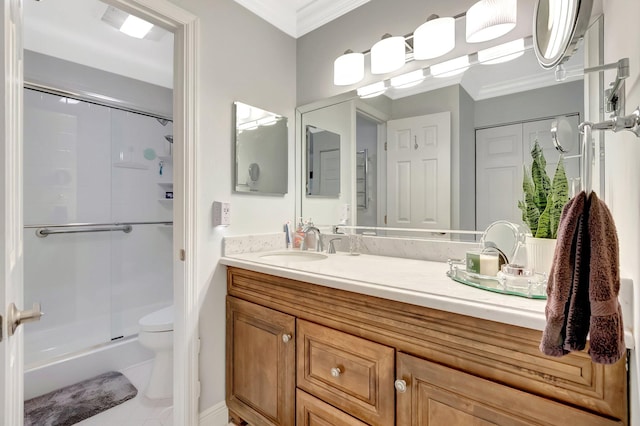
(2, 1), (200, 425)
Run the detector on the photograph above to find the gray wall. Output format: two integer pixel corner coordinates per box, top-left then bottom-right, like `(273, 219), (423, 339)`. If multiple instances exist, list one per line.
(459, 87), (476, 233)
(474, 80), (583, 128)
(25, 50), (173, 118)
(297, 0), (535, 105)
(171, 0), (297, 411)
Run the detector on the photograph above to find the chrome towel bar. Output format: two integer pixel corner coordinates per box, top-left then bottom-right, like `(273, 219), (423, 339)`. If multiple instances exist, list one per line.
(35, 224), (132, 238)
(29, 221), (172, 238)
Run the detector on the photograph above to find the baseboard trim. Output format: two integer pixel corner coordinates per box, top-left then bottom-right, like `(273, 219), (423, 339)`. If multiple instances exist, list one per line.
(199, 401), (228, 426)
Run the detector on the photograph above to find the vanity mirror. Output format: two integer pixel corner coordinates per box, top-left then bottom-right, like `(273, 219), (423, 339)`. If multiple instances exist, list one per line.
(296, 2), (604, 236)
(234, 101), (288, 195)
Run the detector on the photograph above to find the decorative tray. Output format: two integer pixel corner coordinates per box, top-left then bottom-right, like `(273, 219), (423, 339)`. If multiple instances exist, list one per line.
(447, 260), (547, 299)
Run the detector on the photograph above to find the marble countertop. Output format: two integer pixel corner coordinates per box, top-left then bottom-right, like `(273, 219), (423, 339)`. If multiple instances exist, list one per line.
(221, 249), (634, 349)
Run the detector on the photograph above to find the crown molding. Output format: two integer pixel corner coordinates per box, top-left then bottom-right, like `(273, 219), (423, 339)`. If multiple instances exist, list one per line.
(297, 0), (370, 37)
(469, 63), (583, 100)
(233, 0), (369, 38)
(233, 0), (297, 37)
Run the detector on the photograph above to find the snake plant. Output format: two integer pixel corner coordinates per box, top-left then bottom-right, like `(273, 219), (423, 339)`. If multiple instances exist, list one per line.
(518, 140), (568, 239)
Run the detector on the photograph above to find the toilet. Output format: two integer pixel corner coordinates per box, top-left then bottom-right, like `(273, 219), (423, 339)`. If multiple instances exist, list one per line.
(138, 305), (174, 399)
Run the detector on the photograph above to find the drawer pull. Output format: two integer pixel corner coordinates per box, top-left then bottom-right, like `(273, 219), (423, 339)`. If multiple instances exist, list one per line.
(330, 367), (342, 377)
(394, 379), (407, 393)
(282, 333), (292, 343)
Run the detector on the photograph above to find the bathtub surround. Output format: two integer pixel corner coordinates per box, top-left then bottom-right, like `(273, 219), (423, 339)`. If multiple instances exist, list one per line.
(24, 371), (137, 426)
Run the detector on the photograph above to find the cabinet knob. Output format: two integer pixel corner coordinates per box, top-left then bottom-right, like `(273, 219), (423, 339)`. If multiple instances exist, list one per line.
(394, 379), (407, 393)
(330, 367), (342, 377)
(282, 333), (292, 343)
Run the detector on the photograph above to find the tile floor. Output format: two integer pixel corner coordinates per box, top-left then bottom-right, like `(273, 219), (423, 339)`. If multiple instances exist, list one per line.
(75, 360), (173, 426)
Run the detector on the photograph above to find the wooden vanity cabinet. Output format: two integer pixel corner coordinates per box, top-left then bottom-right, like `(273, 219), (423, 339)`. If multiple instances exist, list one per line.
(226, 267), (628, 426)
(226, 296), (296, 426)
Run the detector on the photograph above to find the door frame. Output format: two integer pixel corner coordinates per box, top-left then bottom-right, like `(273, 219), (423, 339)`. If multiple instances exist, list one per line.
(104, 1), (200, 424)
(3, 0), (200, 424)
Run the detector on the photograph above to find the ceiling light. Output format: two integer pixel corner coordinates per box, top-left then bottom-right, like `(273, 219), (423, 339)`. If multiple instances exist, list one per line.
(390, 70), (426, 89)
(357, 81), (388, 98)
(334, 50), (365, 86)
(466, 0), (517, 43)
(120, 14), (154, 39)
(430, 56), (470, 78)
(478, 38), (525, 64)
(413, 15), (455, 60)
(370, 34), (406, 75)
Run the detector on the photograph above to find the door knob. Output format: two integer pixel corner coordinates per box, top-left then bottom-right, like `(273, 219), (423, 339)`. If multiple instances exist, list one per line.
(7, 302), (43, 336)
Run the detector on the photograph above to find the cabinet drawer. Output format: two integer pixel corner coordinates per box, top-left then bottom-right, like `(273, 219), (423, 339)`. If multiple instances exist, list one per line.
(296, 389), (368, 426)
(297, 319), (395, 426)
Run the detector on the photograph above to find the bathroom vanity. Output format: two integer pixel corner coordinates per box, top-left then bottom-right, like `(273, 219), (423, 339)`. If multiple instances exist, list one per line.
(222, 252), (630, 426)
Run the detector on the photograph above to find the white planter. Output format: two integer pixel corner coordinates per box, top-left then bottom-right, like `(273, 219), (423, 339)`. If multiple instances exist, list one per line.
(525, 236), (557, 275)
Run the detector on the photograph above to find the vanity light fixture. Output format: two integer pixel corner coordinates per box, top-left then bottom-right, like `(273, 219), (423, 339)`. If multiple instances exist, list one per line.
(430, 55), (470, 78)
(477, 38), (525, 64)
(413, 15), (455, 60)
(334, 50), (365, 86)
(357, 81), (388, 98)
(370, 34), (406, 75)
(390, 69), (427, 89)
(466, 0), (517, 43)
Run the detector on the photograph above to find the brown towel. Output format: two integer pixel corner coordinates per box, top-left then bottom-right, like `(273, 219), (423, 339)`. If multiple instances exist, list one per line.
(539, 191), (625, 364)
(540, 192), (586, 357)
(586, 192), (625, 364)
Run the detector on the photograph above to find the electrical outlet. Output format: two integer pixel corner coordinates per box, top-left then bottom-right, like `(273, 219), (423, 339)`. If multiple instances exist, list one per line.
(213, 201), (231, 226)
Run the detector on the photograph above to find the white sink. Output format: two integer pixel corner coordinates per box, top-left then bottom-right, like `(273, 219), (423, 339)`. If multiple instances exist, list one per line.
(259, 251), (328, 262)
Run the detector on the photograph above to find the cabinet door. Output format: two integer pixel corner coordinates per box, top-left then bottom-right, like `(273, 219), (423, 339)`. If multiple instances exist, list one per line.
(396, 352), (622, 426)
(296, 389), (368, 426)
(226, 296), (296, 426)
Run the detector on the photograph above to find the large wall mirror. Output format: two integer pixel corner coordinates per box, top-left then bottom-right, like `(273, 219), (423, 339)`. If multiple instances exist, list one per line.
(297, 18), (603, 234)
(234, 101), (288, 195)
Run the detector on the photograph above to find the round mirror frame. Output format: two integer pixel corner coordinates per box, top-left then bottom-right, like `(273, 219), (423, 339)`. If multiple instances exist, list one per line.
(533, 0), (593, 70)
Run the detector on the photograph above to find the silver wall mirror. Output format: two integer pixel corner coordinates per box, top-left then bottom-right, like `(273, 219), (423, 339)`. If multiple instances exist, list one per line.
(306, 125), (341, 197)
(533, 0), (593, 69)
(234, 101), (288, 194)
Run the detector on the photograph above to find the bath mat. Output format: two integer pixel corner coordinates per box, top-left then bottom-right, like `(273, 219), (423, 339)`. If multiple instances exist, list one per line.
(24, 371), (137, 426)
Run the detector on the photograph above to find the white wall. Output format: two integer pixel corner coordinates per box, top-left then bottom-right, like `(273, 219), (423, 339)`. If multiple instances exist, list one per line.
(601, 1), (640, 424)
(166, 0), (297, 413)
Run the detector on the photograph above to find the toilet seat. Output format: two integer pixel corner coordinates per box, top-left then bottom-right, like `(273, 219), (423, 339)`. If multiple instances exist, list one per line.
(139, 305), (173, 332)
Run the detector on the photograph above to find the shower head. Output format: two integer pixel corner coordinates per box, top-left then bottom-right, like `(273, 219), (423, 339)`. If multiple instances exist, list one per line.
(156, 118), (169, 126)
(164, 135), (173, 144)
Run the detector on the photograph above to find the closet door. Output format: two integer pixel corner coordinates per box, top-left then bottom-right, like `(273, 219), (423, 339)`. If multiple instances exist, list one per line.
(475, 123), (524, 231)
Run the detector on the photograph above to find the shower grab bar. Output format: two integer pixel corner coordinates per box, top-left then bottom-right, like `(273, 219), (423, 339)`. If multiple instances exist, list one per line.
(29, 221), (173, 238)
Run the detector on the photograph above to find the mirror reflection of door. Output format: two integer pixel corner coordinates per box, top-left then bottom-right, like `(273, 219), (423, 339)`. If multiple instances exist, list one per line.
(306, 125), (341, 197)
(475, 114), (581, 232)
(386, 112), (451, 230)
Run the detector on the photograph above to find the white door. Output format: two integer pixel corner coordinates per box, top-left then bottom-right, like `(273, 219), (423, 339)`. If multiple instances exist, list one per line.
(319, 148), (340, 196)
(386, 112), (451, 229)
(475, 123), (524, 231)
(2, 0), (25, 424)
(476, 115), (581, 232)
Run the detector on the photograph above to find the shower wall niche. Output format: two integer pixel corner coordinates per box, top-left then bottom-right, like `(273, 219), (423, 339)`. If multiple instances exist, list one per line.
(23, 88), (173, 367)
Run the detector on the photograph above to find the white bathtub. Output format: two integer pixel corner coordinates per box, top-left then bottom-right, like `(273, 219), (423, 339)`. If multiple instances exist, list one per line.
(24, 335), (153, 400)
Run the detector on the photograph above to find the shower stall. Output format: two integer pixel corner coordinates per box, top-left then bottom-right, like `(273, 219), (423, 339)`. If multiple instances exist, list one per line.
(22, 87), (174, 399)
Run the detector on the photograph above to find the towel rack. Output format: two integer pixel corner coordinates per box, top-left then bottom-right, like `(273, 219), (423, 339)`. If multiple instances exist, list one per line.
(27, 221), (173, 238)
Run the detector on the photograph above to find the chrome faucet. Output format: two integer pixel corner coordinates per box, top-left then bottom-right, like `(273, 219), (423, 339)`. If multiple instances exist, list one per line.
(301, 225), (323, 252)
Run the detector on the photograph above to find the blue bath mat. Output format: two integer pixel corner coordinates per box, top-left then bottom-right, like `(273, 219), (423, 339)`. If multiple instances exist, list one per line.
(24, 371), (137, 426)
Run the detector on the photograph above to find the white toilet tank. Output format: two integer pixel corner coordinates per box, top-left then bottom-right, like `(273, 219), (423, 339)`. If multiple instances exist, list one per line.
(139, 305), (173, 332)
